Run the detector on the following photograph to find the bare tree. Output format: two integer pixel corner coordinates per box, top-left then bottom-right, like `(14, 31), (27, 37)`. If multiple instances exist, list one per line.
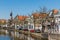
(39, 6), (47, 13)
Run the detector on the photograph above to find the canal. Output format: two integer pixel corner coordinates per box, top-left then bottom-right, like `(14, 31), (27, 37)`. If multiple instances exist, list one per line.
(0, 28), (19, 40)
(0, 35), (11, 40)
(0, 28), (48, 40)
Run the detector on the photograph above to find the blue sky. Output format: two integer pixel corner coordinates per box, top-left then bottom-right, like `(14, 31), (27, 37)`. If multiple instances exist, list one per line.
(0, 0), (60, 19)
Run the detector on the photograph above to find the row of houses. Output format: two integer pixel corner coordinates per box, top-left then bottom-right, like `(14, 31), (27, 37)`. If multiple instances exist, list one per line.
(0, 9), (59, 32)
(13, 9), (59, 32)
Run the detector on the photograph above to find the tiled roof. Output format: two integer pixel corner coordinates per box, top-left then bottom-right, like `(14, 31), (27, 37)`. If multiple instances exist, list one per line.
(32, 13), (48, 18)
(32, 13), (40, 18)
(18, 16), (28, 21)
(0, 19), (6, 23)
(53, 9), (59, 14)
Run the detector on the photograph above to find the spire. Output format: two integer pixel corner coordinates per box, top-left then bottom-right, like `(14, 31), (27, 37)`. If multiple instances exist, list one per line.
(10, 11), (13, 20)
(10, 11), (13, 16)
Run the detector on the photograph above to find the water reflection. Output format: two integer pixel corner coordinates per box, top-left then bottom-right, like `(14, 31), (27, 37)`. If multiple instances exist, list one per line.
(0, 29), (14, 40)
(0, 35), (11, 40)
(10, 36), (14, 40)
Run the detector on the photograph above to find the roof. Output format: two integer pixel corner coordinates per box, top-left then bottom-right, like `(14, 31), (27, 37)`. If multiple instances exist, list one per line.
(0, 19), (6, 21)
(0, 19), (6, 23)
(39, 13), (48, 18)
(53, 9), (59, 14)
(18, 16), (28, 21)
(32, 13), (48, 18)
(32, 13), (40, 18)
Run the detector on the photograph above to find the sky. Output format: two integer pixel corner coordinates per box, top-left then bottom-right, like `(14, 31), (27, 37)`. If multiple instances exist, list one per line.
(0, 0), (60, 19)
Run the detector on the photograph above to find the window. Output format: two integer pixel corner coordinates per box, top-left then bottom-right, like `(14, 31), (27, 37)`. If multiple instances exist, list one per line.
(24, 24), (28, 29)
(29, 25), (33, 29)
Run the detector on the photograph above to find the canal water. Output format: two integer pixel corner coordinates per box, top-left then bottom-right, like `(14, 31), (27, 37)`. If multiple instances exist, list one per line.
(0, 29), (48, 40)
(0, 29), (14, 40)
(0, 35), (12, 40)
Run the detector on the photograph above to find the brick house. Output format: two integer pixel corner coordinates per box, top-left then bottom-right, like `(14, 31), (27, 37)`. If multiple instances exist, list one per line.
(0, 19), (6, 25)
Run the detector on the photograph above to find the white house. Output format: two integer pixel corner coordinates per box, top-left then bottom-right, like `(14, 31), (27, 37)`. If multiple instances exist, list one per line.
(54, 14), (60, 33)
